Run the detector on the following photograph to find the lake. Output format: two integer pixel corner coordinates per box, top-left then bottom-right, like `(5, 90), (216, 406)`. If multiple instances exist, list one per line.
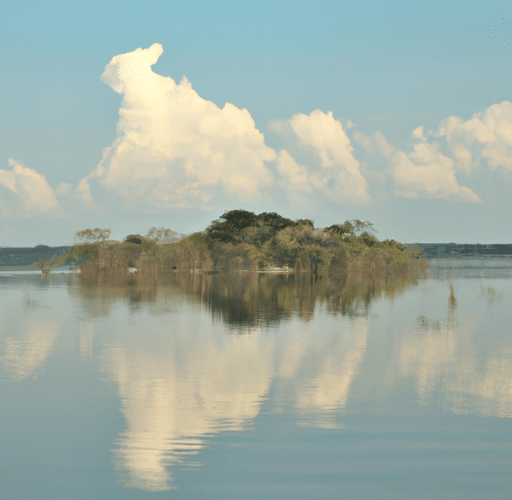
(1, 258), (511, 499)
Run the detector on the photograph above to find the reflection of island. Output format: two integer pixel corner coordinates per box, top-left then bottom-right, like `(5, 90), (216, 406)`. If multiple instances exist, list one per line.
(100, 306), (374, 490)
(75, 262), (424, 328)
(4, 270), (512, 492)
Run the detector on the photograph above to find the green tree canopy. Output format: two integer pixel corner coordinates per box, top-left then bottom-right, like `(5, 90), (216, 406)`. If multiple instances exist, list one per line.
(296, 219), (314, 227)
(74, 228), (111, 244)
(220, 209), (259, 231)
(326, 221), (354, 238)
(257, 212), (296, 231)
(351, 219), (376, 235)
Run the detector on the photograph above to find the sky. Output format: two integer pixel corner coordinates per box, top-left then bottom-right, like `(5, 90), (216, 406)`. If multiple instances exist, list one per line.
(3, 0), (512, 246)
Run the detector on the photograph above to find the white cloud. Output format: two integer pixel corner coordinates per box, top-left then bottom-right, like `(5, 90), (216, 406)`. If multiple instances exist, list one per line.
(433, 101), (512, 174)
(276, 149), (314, 194)
(86, 43), (276, 210)
(0, 159), (60, 218)
(412, 126), (426, 141)
(80, 45), (512, 213)
(273, 110), (370, 204)
(55, 183), (72, 195)
(375, 133), (482, 203)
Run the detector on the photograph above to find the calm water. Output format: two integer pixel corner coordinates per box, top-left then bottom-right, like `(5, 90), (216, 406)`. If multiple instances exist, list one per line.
(1, 259), (512, 499)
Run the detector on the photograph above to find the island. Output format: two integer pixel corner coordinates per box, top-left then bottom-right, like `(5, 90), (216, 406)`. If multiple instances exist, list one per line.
(66, 210), (426, 283)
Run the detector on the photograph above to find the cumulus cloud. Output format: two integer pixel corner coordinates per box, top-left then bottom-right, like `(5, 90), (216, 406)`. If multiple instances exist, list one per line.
(85, 43), (276, 210)
(81, 44), (512, 212)
(377, 101), (512, 202)
(375, 132), (482, 203)
(272, 110), (370, 204)
(412, 126), (426, 141)
(432, 101), (512, 174)
(0, 159), (61, 217)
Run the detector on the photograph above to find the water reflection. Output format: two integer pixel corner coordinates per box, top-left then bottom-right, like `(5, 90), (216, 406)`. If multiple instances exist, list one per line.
(76, 263), (423, 329)
(2, 261), (512, 495)
(3, 319), (58, 380)
(103, 327), (274, 490)
(0, 274), (64, 380)
(400, 280), (512, 420)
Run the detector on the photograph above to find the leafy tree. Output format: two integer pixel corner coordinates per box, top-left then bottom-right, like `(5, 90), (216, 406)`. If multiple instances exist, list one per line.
(240, 222), (274, 246)
(326, 221), (354, 238)
(206, 210), (259, 243)
(257, 212), (296, 231)
(206, 220), (238, 243)
(220, 209), (258, 231)
(69, 228), (111, 263)
(74, 228), (111, 244)
(296, 219), (314, 228)
(351, 219), (376, 236)
(360, 231), (378, 247)
(125, 234), (143, 245)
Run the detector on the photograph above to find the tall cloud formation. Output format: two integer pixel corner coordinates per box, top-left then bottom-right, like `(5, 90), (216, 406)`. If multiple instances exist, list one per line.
(79, 43), (512, 213)
(272, 110), (370, 205)
(85, 43), (276, 210)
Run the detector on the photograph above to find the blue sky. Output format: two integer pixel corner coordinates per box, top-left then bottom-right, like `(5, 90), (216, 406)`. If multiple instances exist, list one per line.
(2, 0), (512, 246)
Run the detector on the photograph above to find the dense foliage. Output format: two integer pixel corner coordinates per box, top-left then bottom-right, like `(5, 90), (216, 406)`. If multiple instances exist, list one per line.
(69, 210), (424, 277)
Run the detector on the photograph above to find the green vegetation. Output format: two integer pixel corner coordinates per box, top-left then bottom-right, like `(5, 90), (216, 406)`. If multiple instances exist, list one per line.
(71, 210), (426, 280)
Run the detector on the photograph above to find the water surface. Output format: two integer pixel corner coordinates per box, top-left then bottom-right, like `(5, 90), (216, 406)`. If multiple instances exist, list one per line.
(1, 260), (511, 499)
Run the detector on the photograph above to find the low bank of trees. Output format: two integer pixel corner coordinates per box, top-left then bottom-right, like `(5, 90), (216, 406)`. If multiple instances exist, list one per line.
(67, 210), (424, 277)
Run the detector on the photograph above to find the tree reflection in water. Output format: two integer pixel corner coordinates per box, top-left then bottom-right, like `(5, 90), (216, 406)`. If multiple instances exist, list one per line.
(74, 260), (425, 328)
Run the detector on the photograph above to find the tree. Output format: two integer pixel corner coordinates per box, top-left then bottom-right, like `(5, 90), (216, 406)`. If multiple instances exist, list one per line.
(327, 220), (354, 238)
(257, 212), (296, 231)
(205, 220), (238, 242)
(296, 219), (314, 228)
(360, 231), (378, 247)
(220, 210), (258, 231)
(33, 253), (73, 274)
(69, 228), (111, 263)
(351, 219), (376, 236)
(125, 234), (143, 245)
(74, 228), (111, 245)
(34, 259), (46, 270)
(206, 210), (259, 243)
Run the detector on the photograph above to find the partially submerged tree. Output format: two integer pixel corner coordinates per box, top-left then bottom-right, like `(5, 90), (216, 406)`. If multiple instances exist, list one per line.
(69, 228), (111, 263)
(33, 253), (74, 274)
